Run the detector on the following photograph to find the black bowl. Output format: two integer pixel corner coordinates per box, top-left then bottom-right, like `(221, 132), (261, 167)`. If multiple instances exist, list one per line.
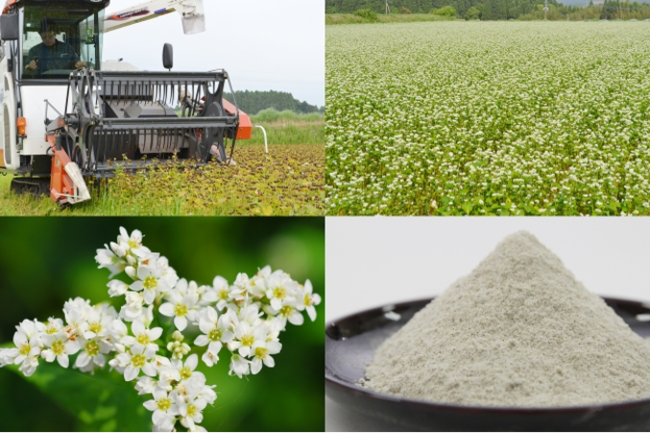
(326, 297), (650, 431)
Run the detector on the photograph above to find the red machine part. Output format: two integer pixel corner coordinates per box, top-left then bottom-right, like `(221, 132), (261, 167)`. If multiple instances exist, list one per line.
(2, 0), (17, 14)
(222, 99), (252, 140)
(47, 134), (78, 205)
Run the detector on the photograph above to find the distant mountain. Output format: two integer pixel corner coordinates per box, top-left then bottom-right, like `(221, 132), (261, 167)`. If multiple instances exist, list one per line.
(562, 0), (649, 5)
(223, 90), (324, 116)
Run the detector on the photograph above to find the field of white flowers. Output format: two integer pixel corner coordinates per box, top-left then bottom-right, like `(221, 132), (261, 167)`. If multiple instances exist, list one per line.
(326, 21), (650, 215)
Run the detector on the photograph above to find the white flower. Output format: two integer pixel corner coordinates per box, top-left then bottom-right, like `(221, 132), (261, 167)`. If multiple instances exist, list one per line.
(250, 340), (282, 375)
(176, 394), (207, 431)
(9, 333), (41, 366)
(75, 337), (110, 371)
(121, 320), (162, 354)
(159, 290), (198, 331)
(155, 257), (179, 290)
(297, 280), (321, 322)
(135, 376), (158, 395)
(171, 354), (204, 384)
(144, 389), (179, 431)
(41, 332), (79, 368)
(115, 344), (157, 381)
(20, 355), (40, 377)
(229, 354), (250, 378)
(118, 227), (150, 257)
(212, 276), (231, 311)
(120, 291), (145, 322)
(230, 272), (252, 302)
(130, 260), (170, 305)
(276, 304), (304, 328)
(194, 307), (234, 367)
(37, 317), (64, 336)
(107, 279), (129, 297)
(265, 270), (298, 311)
(95, 243), (126, 277)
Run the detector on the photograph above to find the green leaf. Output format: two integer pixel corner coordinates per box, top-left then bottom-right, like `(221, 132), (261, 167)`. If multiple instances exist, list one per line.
(4, 357), (151, 431)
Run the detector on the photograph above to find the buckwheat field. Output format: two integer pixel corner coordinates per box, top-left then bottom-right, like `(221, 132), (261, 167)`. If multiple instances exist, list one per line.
(326, 21), (650, 215)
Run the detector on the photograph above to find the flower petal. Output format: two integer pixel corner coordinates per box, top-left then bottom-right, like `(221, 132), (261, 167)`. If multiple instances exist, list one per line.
(185, 354), (198, 371)
(159, 303), (175, 317)
(194, 335), (209, 347)
(175, 316), (187, 331)
(125, 365), (139, 381)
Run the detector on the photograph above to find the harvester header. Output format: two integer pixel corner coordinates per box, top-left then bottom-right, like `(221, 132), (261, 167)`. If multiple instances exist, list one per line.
(0, 0), (252, 207)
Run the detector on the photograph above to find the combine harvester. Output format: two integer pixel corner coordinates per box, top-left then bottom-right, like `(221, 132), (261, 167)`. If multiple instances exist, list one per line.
(0, 0), (252, 206)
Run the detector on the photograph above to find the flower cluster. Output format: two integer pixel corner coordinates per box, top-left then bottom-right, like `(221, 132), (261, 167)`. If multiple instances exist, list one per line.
(0, 228), (320, 432)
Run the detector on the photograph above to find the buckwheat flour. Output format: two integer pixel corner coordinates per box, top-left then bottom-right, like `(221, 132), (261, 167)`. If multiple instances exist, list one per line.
(362, 231), (650, 407)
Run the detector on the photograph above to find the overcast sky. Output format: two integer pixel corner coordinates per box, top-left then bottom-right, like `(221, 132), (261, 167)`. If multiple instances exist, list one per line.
(103, 0), (324, 107)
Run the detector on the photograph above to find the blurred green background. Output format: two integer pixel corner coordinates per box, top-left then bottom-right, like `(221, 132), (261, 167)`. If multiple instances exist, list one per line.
(0, 217), (324, 432)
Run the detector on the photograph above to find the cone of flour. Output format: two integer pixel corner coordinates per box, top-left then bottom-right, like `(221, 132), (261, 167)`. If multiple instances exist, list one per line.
(362, 231), (650, 407)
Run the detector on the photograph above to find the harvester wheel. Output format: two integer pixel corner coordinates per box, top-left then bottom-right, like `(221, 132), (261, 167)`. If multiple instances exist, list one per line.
(10, 177), (50, 197)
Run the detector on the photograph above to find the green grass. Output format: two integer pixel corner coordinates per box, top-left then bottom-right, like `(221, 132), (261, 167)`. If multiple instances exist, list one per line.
(247, 109), (324, 146)
(0, 144), (324, 216)
(326, 13), (457, 25)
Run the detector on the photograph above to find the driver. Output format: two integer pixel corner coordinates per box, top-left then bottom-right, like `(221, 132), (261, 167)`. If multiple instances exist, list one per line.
(24, 21), (86, 76)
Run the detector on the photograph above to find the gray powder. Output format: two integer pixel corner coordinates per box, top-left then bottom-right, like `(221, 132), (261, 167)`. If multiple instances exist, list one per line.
(362, 231), (650, 407)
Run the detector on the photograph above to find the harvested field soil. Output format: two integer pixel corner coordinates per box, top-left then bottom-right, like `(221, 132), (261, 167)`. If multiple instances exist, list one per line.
(0, 144), (324, 216)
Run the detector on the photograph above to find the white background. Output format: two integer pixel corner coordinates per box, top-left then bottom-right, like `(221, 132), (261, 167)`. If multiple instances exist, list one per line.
(326, 217), (650, 322)
(104, 0), (325, 106)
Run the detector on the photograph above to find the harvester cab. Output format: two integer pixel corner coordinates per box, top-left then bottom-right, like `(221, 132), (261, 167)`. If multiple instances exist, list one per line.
(0, 0), (252, 206)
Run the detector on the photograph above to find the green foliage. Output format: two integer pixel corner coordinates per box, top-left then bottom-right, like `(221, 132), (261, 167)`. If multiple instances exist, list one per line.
(326, 13), (454, 23)
(251, 108), (324, 123)
(435, 5), (457, 16)
(354, 8), (379, 20)
(325, 0), (650, 20)
(399, 6), (413, 13)
(3, 361), (150, 431)
(465, 6), (481, 19)
(326, 21), (650, 216)
(223, 90), (323, 115)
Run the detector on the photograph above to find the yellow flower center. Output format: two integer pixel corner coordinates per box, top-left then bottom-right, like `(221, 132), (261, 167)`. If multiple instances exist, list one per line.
(85, 340), (100, 357)
(143, 276), (158, 291)
(218, 289), (229, 300)
(89, 322), (102, 334)
(19, 343), (31, 356)
(186, 404), (197, 418)
(174, 304), (188, 317)
(208, 329), (222, 342)
(131, 354), (146, 368)
(304, 294), (312, 306)
(180, 366), (192, 380)
(128, 240), (138, 249)
(158, 398), (171, 411)
(51, 340), (65, 356)
(273, 287), (286, 299)
(280, 306), (293, 317)
(241, 335), (254, 347)
(254, 347), (268, 360)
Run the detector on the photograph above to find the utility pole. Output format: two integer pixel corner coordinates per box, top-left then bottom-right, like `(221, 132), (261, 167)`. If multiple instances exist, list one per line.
(543, 0), (548, 19)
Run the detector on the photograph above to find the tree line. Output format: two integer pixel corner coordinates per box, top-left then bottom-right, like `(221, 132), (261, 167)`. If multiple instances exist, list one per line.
(223, 90), (323, 116)
(326, 0), (650, 20)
